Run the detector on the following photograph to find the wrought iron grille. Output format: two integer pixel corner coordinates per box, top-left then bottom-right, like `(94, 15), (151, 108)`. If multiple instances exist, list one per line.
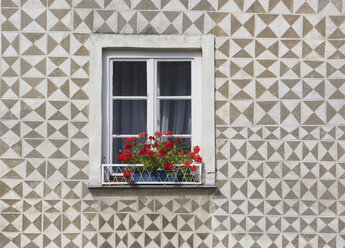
(102, 164), (202, 185)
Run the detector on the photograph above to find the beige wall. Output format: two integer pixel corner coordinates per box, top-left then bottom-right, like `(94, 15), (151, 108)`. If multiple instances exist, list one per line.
(1, 0), (345, 247)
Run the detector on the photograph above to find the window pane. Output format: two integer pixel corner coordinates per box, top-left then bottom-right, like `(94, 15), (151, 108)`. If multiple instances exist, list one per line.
(158, 100), (191, 134)
(113, 61), (147, 96)
(113, 100), (147, 134)
(157, 62), (191, 96)
(112, 138), (125, 163)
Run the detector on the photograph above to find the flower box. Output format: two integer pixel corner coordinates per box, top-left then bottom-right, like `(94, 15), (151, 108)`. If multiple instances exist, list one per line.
(102, 164), (202, 185)
(102, 131), (203, 185)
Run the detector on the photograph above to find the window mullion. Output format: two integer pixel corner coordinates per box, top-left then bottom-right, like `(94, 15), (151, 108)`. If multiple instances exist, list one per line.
(108, 60), (113, 164)
(147, 59), (154, 136)
(192, 58), (201, 147)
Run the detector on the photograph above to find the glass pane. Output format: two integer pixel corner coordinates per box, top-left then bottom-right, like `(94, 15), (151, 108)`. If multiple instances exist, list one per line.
(112, 138), (145, 163)
(113, 61), (147, 96)
(113, 100), (147, 134)
(158, 100), (191, 134)
(112, 138), (125, 163)
(157, 61), (191, 96)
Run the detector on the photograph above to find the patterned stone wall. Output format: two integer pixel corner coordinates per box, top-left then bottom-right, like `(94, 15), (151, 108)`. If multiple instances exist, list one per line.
(1, 0), (345, 247)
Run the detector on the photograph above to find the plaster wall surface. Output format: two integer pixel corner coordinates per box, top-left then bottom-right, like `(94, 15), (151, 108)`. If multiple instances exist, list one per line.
(1, 0), (345, 247)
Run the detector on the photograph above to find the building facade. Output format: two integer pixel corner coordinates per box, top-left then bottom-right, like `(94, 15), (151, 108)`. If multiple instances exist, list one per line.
(1, 0), (345, 247)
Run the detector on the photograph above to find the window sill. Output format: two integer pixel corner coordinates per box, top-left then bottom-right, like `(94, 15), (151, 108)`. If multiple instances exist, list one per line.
(87, 184), (217, 189)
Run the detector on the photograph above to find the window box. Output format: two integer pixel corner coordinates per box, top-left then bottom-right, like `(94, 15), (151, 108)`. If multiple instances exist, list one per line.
(102, 163), (202, 185)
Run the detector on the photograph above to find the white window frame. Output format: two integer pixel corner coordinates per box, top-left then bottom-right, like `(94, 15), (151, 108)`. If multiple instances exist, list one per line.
(102, 51), (200, 165)
(89, 34), (215, 186)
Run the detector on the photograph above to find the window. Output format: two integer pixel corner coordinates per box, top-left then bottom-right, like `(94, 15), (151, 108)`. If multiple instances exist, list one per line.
(102, 50), (201, 165)
(89, 35), (215, 187)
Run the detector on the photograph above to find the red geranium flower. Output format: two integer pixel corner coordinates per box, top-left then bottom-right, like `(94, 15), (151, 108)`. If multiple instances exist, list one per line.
(143, 144), (151, 150)
(149, 136), (155, 140)
(155, 131), (162, 137)
(121, 150), (132, 161)
(145, 149), (154, 157)
(116, 154), (123, 161)
(132, 137), (137, 141)
(191, 165), (197, 172)
(189, 151), (194, 159)
(124, 144), (132, 150)
(124, 137), (132, 143)
(164, 141), (174, 150)
(194, 154), (202, 163)
(193, 146), (200, 154)
(157, 149), (167, 157)
(172, 138), (181, 143)
(179, 150), (184, 157)
(154, 142), (159, 148)
(123, 169), (131, 178)
(164, 162), (173, 172)
(165, 131), (173, 136)
(139, 132), (147, 138)
(182, 160), (190, 167)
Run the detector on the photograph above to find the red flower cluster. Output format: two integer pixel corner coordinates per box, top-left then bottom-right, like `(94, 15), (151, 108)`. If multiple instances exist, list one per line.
(116, 131), (203, 182)
(139, 144), (154, 157)
(155, 131), (162, 137)
(193, 146), (200, 154)
(157, 149), (167, 157)
(164, 162), (173, 171)
(188, 146), (202, 163)
(116, 150), (132, 162)
(164, 141), (174, 150)
(165, 131), (173, 135)
(124, 144), (132, 150)
(123, 169), (131, 178)
(182, 160), (190, 167)
(138, 132), (147, 138)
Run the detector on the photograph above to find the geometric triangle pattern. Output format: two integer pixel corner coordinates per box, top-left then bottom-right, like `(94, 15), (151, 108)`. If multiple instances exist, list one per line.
(1, 0), (345, 247)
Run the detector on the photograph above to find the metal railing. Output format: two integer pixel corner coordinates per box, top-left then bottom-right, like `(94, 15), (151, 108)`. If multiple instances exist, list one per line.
(102, 164), (202, 185)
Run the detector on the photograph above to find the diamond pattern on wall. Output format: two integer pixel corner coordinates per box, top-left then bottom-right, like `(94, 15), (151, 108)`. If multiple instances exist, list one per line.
(256, 38), (279, 59)
(2, 57), (20, 77)
(326, 40), (345, 59)
(20, 33), (46, 55)
(94, 10), (116, 33)
(47, 9), (72, 31)
(21, 56), (46, 77)
(0, 78), (20, 98)
(301, 101), (326, 125)
(231, 14), (255, 38)
(326, 60), (345, 79)
(230, 100), (254, 125)
(0, 0), (345, 247)
(326, 16), (345, 39)
(2, 33), (20, 56)
(2, 8), (20, 31)
(21, 8), (47, 32)
(74, 9), (94, 32)
(302, 16), (325, 39)
(20, 78), (46, 98)
(280, 39), (301, 58)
